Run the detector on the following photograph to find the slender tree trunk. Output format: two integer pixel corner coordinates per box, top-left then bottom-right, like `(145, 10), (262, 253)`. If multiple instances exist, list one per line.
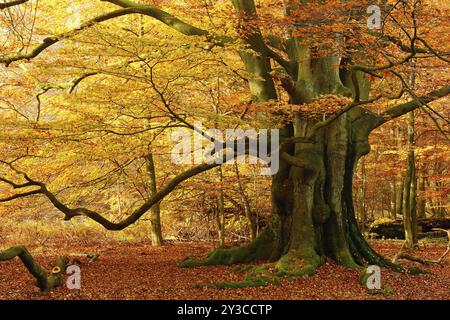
(395, 180), (404, 219)
(146, 149), (163, 246)
(138, 17), (163, 246)
(417, 177), (426, 219)
(358, 157), (367, 232)
(429, 164), (446, 218)
(403, 61), (418, 249)
(216, 166), (225, 247)
(234, 163), (257, 240)
(402, 146), (418, 248)
(425, 175), (438, 217)
(394, 127), (404, 219)
(390, 181), (396, 219)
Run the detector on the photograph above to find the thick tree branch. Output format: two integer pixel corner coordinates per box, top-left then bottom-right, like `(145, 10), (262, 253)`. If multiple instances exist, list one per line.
(230, 0), (295, 76)
(100, 0), (208, 36)
(0, 189), (42, 202)
(0, 8), (139, 66)
(1, 151), (241, 230)
(390, 70), (450, 142)
(0, 135), (267, 231)
(0, 0), (28, 10)
(374, 85), (450, 128)
(0, 176), (35, 189)
(38, 72), (100, 93)
(0, 4), (222, 66)
(366, 31), (428, 54)
(279, 97), (382, 150)
(1, 163), (220, 230)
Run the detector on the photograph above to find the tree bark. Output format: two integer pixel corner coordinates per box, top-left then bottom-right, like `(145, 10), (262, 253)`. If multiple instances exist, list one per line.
(180, 14), (401, 273)
(402, 61), (418, 249)
(146, 150), (163, 246)
(217, 166), (225, 247)
(0, 246), (68, 291)
(358, 157), (368, 231)
(234, 163), (257, 240)
(417, 177), (426, 219)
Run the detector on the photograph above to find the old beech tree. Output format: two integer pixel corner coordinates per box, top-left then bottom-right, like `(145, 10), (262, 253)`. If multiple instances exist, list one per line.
(1, 0), (449, 278)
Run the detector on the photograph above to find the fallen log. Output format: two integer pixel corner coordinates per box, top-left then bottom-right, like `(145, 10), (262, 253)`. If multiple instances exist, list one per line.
(0, 246), (68, 291)
(369, 218), (450, 239)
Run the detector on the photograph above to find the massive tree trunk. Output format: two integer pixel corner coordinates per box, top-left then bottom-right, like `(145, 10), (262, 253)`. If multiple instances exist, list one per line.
(182, 107), (398, 274)
(4, 0), (447, 279)
(179, 0), (404, 274)
(181, 22), (398, 274)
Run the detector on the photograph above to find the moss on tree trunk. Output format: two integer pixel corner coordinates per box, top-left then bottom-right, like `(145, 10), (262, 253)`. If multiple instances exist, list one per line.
(0, 246), (68, 291)
(181, 111), (402, 276)
(179, 20), (406, 277)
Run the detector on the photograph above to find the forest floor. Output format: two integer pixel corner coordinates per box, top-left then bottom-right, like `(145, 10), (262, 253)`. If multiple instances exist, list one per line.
(0, 240), (449, 300)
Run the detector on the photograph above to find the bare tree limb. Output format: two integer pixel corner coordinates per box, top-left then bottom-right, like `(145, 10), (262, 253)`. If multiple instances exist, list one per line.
(0, 142), (257, 230)
(0, 4), (225, 67)
(0, 0), (28, 10)
(374, 85), (450, 128)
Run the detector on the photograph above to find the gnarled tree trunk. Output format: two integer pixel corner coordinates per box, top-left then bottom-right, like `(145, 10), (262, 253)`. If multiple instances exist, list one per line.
(2, 0), (448, 281)
(180, 26), (399, 274)
(183, 108), (398, 275)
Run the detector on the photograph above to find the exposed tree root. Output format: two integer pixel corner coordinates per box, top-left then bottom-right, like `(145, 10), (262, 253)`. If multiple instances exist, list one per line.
(181, 235), (326, 288)
(203, 265), (281, 289)
(274, 250), (325, 277)
(392, 229), (450, 266)
(0, 246), (68, 291)
(179, 229), (275, 268)
(197, 260), (325, 290)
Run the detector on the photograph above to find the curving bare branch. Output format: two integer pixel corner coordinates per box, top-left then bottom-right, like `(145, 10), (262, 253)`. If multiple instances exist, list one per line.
(0, 0), (28, 10)
(0, 139), (261, 230)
